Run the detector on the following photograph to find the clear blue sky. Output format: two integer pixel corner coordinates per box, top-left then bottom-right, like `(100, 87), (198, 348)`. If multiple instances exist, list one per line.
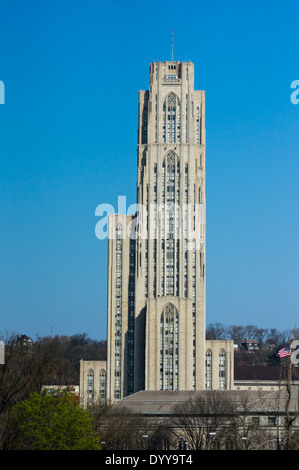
(0, 0), (298, 340)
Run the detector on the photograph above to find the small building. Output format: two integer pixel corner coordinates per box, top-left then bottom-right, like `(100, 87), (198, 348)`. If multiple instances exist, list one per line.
(42, 385), (80, 404)
(16, 334), (33, 347)
(79, 360), (107, 408)
(241, 339), (259, 352)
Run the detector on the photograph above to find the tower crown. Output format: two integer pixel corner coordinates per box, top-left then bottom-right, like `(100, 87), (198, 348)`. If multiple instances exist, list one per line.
(139, 60), (200, 146)
(149, 60), (194, 86)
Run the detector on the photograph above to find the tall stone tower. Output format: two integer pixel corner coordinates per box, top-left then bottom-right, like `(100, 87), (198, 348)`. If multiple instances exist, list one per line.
(106, 60), (207, 401)
(79, 60), (234, 408)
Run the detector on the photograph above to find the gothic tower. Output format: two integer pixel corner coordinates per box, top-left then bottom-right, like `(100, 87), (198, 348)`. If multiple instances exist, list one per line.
(134, 61), (206, 393)
(107, 60), (207, 401)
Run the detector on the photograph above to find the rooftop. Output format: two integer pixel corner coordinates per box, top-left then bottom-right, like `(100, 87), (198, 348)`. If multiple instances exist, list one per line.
(113, 389), (299, 415)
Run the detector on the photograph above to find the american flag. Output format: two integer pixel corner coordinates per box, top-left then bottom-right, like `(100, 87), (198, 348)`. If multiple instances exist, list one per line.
(276, 346), (291, 358)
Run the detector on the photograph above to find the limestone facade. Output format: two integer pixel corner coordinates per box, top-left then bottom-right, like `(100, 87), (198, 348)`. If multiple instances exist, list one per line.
(79, 359), (107, 408)
(80, 60), (234, 406)
(205, 340), (234, 390)
(104, 60), (234, 402)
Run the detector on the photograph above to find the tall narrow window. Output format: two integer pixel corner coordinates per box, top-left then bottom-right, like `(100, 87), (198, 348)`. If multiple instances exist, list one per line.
(161, 152), (180, 296)
(176, 160), (180, 296)
(115, 224), (123, 400)
(186, 95), (188, 143)
(177, 102), (181, 142)
(160, 304), (179, 390)
(153, 164), (157, 297)
(145, 239), (148, 298)
(162, 93), (181, 143)
(166, 153), (175, 295)
(154, 164), (157, 202)
(161, 161), (165, 294)
(155, 95), (157, 143)
(143, 106), (148, 144)
(192, 239), (196, 387)
(196, 107), (200, 144)
(205, 350), (212, 389)
(184, 164), (188, 297)
(87, 369), (94, 406)
(127, 235), (135, 395)
(219, 349), (226, 390)
(162, 102), (166, 142)
(99, 369), (106, 404)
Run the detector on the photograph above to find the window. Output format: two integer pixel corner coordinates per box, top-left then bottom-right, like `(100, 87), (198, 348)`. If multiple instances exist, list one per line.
(161, 152), (180, 296)
(179, 441), (189, 450)
(205, 350), (212, 389)
(186, 95), (188, 142)
(252, 417), (260, 427)
(99, 369), (106, 404)
(162, 93), (181, 143)
(160, 304), (179, 390)
(268, 417), (276, 427)
(143, 106), (148, 144)
(87, 369), (94, 406)
(184, 165), (188, 297)
(196, 107), (200, 144)
(114, 224), (123, 400)
(219, 349), (226, 390)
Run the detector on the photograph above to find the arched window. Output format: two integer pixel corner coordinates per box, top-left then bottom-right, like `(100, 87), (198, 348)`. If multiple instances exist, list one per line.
(87, 369), (94, 406)
(205, 350), (212, 389)
(162, 93), (181, 143)
(115, 224), (123, 400)
(184, 164), (188, 298)
(196, 107), (200, 144)
(161, 152), (180, 296)
(160, 303), (179, 390)
(99, 369), (106, 404)
(219, 349), (226, 390)
(142, 106), (148, 144)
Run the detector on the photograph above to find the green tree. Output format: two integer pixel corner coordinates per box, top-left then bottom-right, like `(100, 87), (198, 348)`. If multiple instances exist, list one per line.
(3, 391), (100, 450)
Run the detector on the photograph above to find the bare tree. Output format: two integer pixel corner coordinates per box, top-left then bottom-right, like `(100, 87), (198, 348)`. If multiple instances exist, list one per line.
(0, 332), (71, 448)
(172, 391), (238, 450)
(278, 361), (299, 449)
(243, 325), (258, 341)
(0, 333), (65, 415)
(233, 392), (272, 450)
(226, 325), (245, 347)
(206, 323), (227, 340)
(90, 402), (157, 450)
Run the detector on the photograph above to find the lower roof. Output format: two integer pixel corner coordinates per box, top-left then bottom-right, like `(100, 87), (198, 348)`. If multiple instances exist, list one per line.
(113, 389), (299, 415)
